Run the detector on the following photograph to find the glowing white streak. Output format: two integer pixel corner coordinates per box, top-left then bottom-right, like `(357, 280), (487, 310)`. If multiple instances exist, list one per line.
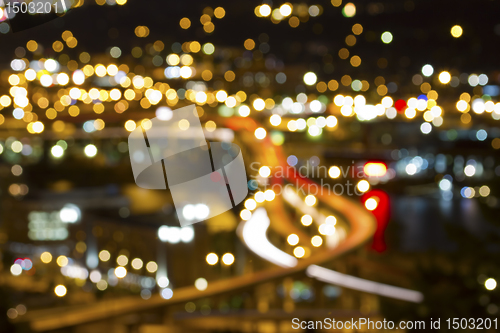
(241, 208), (298, 268)
(306, 265), (424, 303)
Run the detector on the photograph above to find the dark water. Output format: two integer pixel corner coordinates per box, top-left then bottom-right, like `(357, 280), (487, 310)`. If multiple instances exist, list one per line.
(391, 194), (500, 252)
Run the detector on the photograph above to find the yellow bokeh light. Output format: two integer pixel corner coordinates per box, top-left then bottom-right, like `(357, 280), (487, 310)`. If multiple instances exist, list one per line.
(293, 246), (305, 258)
(114, 266), (127, 279)
(167, 54), (180, 66)
(116, 254), (128, 266)
(216, 90), (228, 102)
(328, 166), (341, 178)
(492, 138), (500, 150)
(180, 17), (191, 29)
(365, 197), (378, 211)
(203, 22), (215, 33)
(253, 98), (265, 111)
(254, 127), (267, 139)
(264, 189), (275, 201)
(224, 70), (236, 82)
(214, 7), (225, 18)
(352, 23), (363, 35)
(222, 253), (234, 265)
(146, 261), (158, 273)
(178, 119), (190, 130)
(350, 55), (361, 67)
(301, 214), (313, 226)
(305, 195), (317, 206)
(485, 278), (497, 291)
(8, 75), (20, 86)
(54, 285), (67, 297)
(66, 37), (78, 48)
(56, 255), (68, 267)
(461, 113), (471, 124)
(259, 4), (272, 17)
(131, 258), (143, 270)
(94, 119), (105, 131)
(139, 119), (151, 131)
(345, 34), (357, 46)
(311, 235), (323, 247)
(95, 65), (107, 77)
(201, 69), (213, 81)
(32, 121), (44, 134)
(424, 111), (435, 122)
(287, 234), (299, 246)
(134, 26), (150, 38)
(289, 16), (300, 28)
(270, 114), (281, 126)
(438, 71), (451, 84)
(240, 209), (252, 220)
(280, 4), (292, 16)
(107, 64), (118, 76)
(46, 108), (57, 119)
(27, 40), (38, 52)
(200, 14), (211, 25)
(451, 25), (463, 38)
(357, 180), (370, 193)
(40, 252), (52, 263)
(205, 120), (216, 132)
(206, 253), (218, 265)
(124, 120), (137, 132)
(259, 166), (271, 178)
(244, 39), (255, 50)
(244, 199), (257, 210)
(405, 108), (416, 119)
(0, 95), (12, 107)
(62, 30), (73, 41)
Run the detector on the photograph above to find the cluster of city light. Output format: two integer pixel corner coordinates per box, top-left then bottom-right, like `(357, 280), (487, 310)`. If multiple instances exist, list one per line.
(21, 246), (164, 296)
(240, 189), (276, 221)
(2, 30), (499, 151)
(461, 185), (491, 199)
(97, 250), (158, 274)
(158, 225), (195, 243)
(10, 258), (33, 276)
(6, 304), (27, 320)
(182, 204), (210, 221)
(2, 33), (263, 140)
(254, 3), (323, 27)
(205, 252), (235, 266)
(2, 2), (499, 319)
(282, 67), (500, 133)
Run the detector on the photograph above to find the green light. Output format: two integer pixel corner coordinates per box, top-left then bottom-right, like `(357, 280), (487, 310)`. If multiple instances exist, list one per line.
(351, 80), (362, 91)
(381, 31), (393, 44)
(270, 131), (285, 146)
(218, 105), (234, 117)
(203, 43), (215, 55)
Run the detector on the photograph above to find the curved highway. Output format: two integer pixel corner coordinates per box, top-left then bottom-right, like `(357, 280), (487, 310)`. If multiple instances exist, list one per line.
(25, 116), (377, 332)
